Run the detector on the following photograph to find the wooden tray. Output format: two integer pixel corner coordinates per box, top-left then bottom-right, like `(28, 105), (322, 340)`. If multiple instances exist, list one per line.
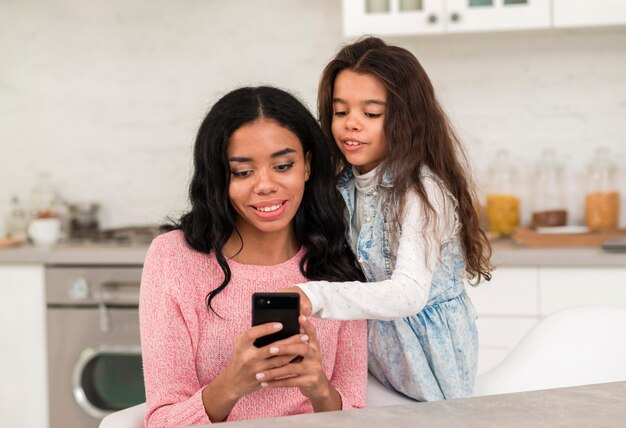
(511, 227), (626, 248)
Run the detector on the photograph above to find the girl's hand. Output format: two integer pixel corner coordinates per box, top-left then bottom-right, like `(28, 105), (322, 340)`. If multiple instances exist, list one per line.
(278, 286), (312, 316)
(256, 316), (341, 410)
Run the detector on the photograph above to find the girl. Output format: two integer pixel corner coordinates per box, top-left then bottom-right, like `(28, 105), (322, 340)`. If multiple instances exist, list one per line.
(290, 37), (493, 401)
(140, 86), (367, 427)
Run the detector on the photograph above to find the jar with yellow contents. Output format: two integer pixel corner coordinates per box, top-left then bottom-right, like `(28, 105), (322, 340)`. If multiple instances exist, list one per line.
(585, 147), (620, 231)
(486, 150), (520, 235)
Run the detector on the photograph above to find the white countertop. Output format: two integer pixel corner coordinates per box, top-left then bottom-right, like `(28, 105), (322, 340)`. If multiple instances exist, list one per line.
(186, 381), (626, 428)
(0, 239), (624, 267)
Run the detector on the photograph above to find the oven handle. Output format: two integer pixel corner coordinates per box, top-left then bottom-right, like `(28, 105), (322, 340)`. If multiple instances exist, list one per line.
(95, 281), (141, 304)
(71, 345), (142, 419)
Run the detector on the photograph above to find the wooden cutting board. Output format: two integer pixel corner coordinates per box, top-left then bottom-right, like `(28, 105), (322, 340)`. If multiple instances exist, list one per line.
(512, 227), (626, 248)
(0, 238), (25, 249)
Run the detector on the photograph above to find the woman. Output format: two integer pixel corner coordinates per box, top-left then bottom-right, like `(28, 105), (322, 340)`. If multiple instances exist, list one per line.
(139, 86), (367, 427)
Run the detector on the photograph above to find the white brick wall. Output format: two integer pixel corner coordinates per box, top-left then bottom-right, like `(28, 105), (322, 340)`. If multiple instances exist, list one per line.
(1, 1), (624, 235)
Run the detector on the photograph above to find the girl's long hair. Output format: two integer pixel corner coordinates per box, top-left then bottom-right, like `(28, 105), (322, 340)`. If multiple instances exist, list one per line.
(165, 86), (365, 314)
(318, 37), (493, 284)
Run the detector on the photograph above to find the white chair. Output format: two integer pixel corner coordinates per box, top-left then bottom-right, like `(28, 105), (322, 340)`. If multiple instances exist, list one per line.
(99, 374), (414, 427)
(366, 373), (416, 407)
(99, 402), (145, 428)
(474, 306), (626, 396)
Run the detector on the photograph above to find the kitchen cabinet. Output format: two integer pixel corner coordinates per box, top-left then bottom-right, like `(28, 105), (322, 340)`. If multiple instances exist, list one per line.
(0, 245), (147, 428)
(343, 0), (626, 36)
(467, 267), (541, 374)
(467, 265), (626, 375)
(343, 0), (550, 36)
(446, 0), (550, 33)
(0, 265), (48, 428)
(539, 267), (626, 315)
(468, 267), (539, 315)
(343, 0), (445, 36)
(553, 0), (626, 28)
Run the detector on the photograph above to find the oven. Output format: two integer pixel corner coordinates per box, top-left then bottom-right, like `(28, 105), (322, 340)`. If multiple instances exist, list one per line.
(46, 266), (145, 428)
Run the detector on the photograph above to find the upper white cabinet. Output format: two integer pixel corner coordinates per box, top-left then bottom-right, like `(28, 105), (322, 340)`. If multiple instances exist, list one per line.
(343, 0), (445, 36)
(343, 0), (550, 35)
(446, 0), (550, 32)
(553, 0), (626, 28)
(343, 0), (626, 36)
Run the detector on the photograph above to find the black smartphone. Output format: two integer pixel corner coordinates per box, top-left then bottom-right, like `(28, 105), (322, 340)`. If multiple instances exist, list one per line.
(251, 292), (300, 348)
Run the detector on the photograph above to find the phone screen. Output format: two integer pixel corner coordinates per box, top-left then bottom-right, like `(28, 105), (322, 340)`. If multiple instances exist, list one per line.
(251, 292), (300, 348)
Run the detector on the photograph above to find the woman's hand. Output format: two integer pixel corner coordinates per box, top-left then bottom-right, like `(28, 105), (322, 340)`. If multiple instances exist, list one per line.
(255, 315), (342, 412)
(278, 286), (312, 317)
(202, 322), (309, 421)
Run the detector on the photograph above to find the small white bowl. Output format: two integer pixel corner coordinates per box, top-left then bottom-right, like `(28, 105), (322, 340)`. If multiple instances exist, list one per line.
(28, 218), (61, 247)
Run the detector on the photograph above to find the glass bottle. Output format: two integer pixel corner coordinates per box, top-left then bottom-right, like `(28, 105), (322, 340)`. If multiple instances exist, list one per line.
(531, 149), (567, 228)
(585, 147), (620, 231)
(486, 149), (521, 235)
(5, 196), (29, 240)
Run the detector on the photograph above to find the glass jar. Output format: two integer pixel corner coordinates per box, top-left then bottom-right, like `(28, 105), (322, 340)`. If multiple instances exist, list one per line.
(486, 149), (521, 235)
(30, 172), (58, 218)
(584, 147), (620, 231)
(531, 149), (567, 228)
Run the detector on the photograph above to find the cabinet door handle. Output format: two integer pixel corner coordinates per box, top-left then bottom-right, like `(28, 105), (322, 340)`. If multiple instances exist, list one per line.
(450, 12), (461, 22)
(427, 14), (438, 24)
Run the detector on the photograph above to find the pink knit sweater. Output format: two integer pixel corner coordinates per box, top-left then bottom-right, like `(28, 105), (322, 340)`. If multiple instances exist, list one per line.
(139, 231), (367, 427)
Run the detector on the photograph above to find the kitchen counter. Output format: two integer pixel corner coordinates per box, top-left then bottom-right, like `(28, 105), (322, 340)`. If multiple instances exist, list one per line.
(190, 381), (626, 428)
(490, 239), (626, 267)
(0, 242), (149, 265)
(0, 239), (623, 266)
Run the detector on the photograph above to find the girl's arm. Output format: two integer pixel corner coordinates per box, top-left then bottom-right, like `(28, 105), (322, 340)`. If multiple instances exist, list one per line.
(295, 180), (455, 320)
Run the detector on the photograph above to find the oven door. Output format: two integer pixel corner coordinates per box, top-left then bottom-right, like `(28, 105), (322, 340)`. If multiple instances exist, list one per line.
(47, 306), (145, 428)
(72, 345), (144, 418)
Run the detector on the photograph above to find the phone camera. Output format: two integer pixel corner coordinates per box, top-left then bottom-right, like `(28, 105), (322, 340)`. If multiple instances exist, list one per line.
(258, 298), (265, 305)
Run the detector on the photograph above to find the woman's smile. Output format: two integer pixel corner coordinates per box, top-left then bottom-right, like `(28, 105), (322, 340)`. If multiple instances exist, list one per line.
(250, 200), (288, 218)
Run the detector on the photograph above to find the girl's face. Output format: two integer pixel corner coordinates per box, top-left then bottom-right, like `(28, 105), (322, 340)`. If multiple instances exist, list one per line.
(227, 119), (311, 239)
(331, 70), (387, 174)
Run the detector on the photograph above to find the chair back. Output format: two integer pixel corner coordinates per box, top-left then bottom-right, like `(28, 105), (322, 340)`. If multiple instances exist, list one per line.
(99, 402), (146, 428)
(367, 373), (416, 407)
(474, 306), (626, 396)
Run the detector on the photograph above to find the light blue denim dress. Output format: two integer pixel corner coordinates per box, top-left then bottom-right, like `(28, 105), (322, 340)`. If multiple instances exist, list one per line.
(338, 168), (478, 401)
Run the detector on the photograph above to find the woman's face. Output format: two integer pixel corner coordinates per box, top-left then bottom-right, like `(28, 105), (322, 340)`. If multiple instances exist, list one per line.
(331, 70), (388, 174)
(227, 119), (311, 239)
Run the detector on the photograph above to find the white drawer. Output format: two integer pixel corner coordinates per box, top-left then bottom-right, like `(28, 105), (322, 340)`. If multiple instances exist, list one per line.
(466, 267), (539, 316)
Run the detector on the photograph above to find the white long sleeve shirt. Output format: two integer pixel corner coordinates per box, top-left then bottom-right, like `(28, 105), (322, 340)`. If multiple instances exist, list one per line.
(297, 169), (458, 321)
